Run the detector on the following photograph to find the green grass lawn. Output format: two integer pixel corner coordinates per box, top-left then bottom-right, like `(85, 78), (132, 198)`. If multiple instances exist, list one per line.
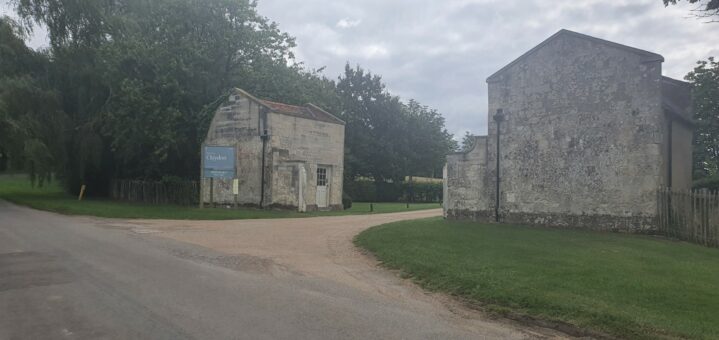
(0, 175), (439, 219)
(355, 217), (719, 339)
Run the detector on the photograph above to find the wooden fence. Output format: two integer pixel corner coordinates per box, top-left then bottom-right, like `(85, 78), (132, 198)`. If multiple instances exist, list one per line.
(657, 188), (719, 248)
(110, 179), (199, 206)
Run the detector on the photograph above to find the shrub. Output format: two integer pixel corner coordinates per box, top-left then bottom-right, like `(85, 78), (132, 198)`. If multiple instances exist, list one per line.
(344, 179), (376, 202)
(342, 192), (353, 210)
(693, 176), (719, 191)
(344, 178), (443, 203)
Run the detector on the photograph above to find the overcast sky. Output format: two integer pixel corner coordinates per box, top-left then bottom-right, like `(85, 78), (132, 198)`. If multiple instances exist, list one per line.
(3, 0), (718, 137)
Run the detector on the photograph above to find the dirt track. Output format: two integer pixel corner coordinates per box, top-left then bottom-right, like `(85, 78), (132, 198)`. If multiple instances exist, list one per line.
(117, 209), (571, 339)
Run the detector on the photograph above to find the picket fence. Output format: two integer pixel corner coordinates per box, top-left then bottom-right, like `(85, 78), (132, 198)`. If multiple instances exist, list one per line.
(656, 188), (719, 248)
(110, 179), (199, 206)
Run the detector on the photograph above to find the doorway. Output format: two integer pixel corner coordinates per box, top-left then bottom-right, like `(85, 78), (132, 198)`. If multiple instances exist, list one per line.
(316, 166), (329, 208)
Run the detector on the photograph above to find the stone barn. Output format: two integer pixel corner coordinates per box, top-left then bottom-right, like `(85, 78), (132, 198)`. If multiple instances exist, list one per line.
(444, 29), (693, 231)
(202, 88), (345, 211)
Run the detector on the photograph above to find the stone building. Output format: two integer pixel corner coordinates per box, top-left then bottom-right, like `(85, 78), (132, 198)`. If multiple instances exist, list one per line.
(444, 29), (693, 231)
(202, 88), (345, 211)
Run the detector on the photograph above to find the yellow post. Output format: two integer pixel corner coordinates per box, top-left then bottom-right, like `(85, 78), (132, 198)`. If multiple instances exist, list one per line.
(78, 184), (86, 201)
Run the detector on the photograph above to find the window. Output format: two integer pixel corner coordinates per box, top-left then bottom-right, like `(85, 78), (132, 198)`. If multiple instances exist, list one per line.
(317, 167), (327, 186)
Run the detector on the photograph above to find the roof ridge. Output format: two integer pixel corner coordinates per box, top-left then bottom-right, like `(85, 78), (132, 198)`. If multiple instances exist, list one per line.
(258, 98), (303, 108)
(306, 103), (346, 125)
(487, 29), (664, 83)
(229, 88), (344, 125)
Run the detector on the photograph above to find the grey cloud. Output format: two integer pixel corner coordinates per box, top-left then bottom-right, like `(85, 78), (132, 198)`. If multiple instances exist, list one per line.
(257, 0), (718, 138)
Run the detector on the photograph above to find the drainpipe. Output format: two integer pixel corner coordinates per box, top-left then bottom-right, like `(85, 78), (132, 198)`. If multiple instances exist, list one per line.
(260, 130), (268, 208)
(667, 120), (673, 189)
(667, 119), (673, 226)
(259, 105), (269, 208)
(493, 109), (505, 223)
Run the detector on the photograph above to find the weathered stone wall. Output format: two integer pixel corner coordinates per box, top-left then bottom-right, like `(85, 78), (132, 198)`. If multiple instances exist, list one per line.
(269, 161), (303, 209)
(485, 33), (665, 231)
(444, 136), (492, 220)
(267, 112), (345, 210)
(202, 89), (265, 205)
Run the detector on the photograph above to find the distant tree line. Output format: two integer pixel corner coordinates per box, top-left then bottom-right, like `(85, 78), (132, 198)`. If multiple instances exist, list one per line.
(0, 0), (456, 196)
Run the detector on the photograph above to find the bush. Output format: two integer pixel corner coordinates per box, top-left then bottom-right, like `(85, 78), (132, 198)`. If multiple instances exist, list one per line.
(344, 179), (376, 202)
(375, 181), (404, 202)
(344, 178), (443, 203)
(693, 176), (719, 191)
(406, 182), (443, 203)
(342, 192), (353, 210)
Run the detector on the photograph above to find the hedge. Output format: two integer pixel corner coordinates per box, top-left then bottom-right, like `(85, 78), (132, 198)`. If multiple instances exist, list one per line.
(344, 179), (442, 203)
(693, 176), (719, 191)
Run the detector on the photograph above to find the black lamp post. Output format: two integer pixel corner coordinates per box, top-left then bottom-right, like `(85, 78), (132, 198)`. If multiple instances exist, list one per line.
(493, 109), (505, 223)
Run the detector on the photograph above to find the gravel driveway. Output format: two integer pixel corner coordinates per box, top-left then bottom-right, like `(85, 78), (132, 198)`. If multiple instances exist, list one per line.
(114, 209), (570, 339)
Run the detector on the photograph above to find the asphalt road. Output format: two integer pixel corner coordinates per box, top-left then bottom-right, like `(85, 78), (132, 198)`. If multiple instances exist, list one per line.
(0, 201), (557, 340)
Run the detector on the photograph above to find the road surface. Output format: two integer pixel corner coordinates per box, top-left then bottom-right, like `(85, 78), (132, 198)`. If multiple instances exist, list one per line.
(0, 201), (567, 339)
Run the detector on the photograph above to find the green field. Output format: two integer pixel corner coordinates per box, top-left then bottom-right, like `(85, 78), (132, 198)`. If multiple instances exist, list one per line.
(0, 175), (439, 219)
(355, 217), (719, 339)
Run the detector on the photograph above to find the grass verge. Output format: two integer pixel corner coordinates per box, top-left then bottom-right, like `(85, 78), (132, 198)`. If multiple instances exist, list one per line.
(355, 217), (719, 339)
(0, 175), (439, 219)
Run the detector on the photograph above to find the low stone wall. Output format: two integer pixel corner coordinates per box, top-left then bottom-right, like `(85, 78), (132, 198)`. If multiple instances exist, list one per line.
(304, 204), (343, 212)
(445, 208), (656, 233)
(444, 209), (493, 222)
(500, 212), (656, 233)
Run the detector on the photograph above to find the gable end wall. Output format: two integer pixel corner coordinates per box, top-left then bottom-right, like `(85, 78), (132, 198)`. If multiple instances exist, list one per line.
(485, 33), (665, 231)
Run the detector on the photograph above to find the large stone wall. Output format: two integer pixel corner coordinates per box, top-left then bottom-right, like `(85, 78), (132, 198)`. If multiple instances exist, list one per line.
(486, 33), (665, 231)
(444, 31), (686, 232)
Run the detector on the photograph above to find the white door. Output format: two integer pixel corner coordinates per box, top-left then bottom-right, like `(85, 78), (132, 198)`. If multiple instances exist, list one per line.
(316, 167), (329, 208)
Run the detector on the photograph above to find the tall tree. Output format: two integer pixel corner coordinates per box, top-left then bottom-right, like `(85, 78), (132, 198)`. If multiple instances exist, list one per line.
(336, 64), (405, 181)
(686, 57), (719, 178)
(0, 16), (65, 186)
(403, 100), (457, 177)
(12, 0), (305, 193)
(460, 131), (475, 152)
(337, 64), (456, 182)
(8, 1), (456, 196)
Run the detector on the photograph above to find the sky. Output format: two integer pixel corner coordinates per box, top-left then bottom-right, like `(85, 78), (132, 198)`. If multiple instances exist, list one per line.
(2, 0), (718, 138)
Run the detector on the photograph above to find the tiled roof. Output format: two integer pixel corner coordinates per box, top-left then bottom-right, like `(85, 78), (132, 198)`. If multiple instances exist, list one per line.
(258, 99), (345, 125)
(229, 88), (344, 125)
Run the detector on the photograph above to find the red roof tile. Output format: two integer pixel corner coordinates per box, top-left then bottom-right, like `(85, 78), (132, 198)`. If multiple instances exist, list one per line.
(259, 99), (344, 125)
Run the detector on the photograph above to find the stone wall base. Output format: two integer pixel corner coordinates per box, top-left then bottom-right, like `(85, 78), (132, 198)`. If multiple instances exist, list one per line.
(502, 212), (656, 233)
(305, 204), (344, 212)
(445, 209), (494, 222)
(445, 209), (657, 233)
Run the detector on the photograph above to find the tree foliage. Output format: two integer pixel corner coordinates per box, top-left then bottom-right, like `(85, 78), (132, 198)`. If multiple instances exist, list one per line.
(11, 0), (303, 193)
(4, 0), (456, 196)
(663, 0), (719, 21)
(0, 16), (65, 186)
(337, 64), (455, 182)
(686, 57), (719, 178)
(460, 131), (476, 152)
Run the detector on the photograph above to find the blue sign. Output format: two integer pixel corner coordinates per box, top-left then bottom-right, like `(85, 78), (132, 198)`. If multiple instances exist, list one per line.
(203, 146), (236, 179)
